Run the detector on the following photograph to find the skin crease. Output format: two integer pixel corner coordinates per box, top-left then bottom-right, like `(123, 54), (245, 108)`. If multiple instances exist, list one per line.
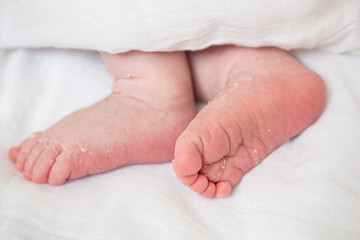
(9, 46), (326, 198)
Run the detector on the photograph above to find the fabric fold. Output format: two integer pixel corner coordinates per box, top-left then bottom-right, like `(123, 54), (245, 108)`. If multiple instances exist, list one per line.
(0, 0), (359, 53)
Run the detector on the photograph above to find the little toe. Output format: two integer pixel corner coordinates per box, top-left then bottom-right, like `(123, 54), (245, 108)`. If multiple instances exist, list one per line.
(189, 174), (209, 194)
(200, 181), (216, 198)
(215, 181), (232, 198)
(23, 143), (46, 179)
(48, 150), (72, 185)
(31, 145), (58, 183)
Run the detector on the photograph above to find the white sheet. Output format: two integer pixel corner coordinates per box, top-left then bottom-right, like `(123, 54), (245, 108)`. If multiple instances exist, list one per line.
(0, 49), (360, 239)
(1, 0), (360, 54)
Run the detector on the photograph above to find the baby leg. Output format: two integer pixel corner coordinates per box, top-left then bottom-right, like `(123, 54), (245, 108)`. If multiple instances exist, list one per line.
(173, 46), (326, 198)
(9, 51), (196, 185)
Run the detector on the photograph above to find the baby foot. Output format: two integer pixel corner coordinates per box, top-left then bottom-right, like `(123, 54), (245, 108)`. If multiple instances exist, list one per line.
(173, 46), (326, 198)
(9, 51), (196, 185)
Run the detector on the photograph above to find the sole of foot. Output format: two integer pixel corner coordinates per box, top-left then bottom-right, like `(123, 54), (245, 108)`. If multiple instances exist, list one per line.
(173, 46), (326, 198)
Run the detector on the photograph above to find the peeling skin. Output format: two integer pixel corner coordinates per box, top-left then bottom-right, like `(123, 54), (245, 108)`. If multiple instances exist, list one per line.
(221, 157), (226, 169)
(201, 164), (210, 178)
(78, 143), (88, 152)
(125, 73), (135, 79)
(212, 173), (221, 182)
(29, 134), (38, 139)
(201, 164), (208, 172)
(253, 149), (260, 165)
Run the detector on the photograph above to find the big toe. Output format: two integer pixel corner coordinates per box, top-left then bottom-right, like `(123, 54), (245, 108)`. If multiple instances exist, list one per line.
(173, 133), (203, 177)
(9, 147), (20, 162)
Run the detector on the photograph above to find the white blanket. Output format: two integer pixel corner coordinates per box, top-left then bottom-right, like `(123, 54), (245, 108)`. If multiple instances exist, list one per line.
(1, 0), (360, 53)
(0, 49), (360, 239)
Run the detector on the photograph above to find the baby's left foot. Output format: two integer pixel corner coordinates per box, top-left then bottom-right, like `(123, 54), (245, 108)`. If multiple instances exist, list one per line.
(9, 51), (196, 185)
(173, 46), (326, 198)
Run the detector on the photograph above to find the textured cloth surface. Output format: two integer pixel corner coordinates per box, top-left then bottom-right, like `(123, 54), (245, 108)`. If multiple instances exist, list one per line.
(0, 0), (360, 53)
(0, 49), (360, 240)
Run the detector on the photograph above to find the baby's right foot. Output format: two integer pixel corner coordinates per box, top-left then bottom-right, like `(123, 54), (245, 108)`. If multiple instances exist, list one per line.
(9, 51), (196, 185)
(173, 46), (326, 198)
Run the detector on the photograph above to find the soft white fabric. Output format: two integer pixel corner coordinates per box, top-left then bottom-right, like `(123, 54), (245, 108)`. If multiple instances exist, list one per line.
(0, 49), (360, 239)
(1, 0), (360, 54)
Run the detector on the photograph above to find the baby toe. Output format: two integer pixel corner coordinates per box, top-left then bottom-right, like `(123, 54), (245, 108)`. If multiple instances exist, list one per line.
(189, 174), (209, 194)
(23, 142), (46, 179)
(215, 181), (232, 198)
(8, 147), (20, 162)
(48, 151), (72, 185)
(31, 145), (58, 183)
(173, 135), (203, 177)
(200, 182), (216, 198)
(178, 173), (198, 186)
(15, 134), (41, 172)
